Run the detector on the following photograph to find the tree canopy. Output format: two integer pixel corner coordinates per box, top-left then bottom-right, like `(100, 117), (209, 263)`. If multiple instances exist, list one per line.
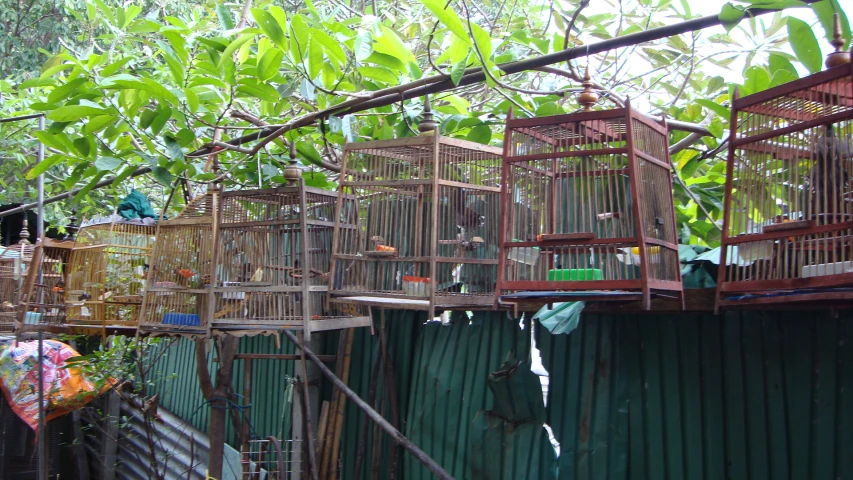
(0, 0), (849, 246)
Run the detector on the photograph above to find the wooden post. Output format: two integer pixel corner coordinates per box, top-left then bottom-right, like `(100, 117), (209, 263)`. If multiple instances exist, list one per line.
(282, 329), (453, 480)
(101, 391), (121, 480)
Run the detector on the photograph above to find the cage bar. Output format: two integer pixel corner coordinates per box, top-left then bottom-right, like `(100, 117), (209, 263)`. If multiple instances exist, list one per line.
(497, 101), (683, 310)
(717, 53), (853, 308)
(329, 124), (504, 319)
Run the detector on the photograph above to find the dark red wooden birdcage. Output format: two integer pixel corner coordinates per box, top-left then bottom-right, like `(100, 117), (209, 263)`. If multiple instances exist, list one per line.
(497, 98), (683, 310)
(716, 39), (853, 308)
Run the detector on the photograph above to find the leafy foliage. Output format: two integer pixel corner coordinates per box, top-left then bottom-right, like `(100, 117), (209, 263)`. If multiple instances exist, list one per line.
(0, 0), (849, 247)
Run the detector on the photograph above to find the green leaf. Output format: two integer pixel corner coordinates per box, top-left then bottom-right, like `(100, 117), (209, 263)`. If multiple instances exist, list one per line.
(47, 105), (110, 122)
(151, 166), (173, 186)
(219, 34), (254, 67)
(695, 99), (731, 121)
(359, 66), (397, 84)
(184, 88), (199, 113)
(465, 125), (491, 144)
(309, 29), (347, 67)
(353, 31), (374, 61)
(163, 135), (184, 161)
(73, 137), (91, 157)
(742, 66), (771, 96)
(83, 115), (116, 135)
(257, 48), (284, 81)
(47, 78), (89, 104)
(150, 108), (172, 136)
(296, 141), (323, 166)
(308, 39), (323, 79)
(216, 4), (235, 31)
(768, 53), (799, 87)
(251, 8), (287, 50)
(450, 59), (468, 86)
(787, 17), (822, 74)
(718, 3), (746, 31)
(420, 0), (472, 45)
(706, 76), (725, 95)
(94, 157), (123, 172)
(374, 26), (415, 64)
(25, 155), (65, 180)
(75, 172), (109, 199)
(535, 102), (562, 116)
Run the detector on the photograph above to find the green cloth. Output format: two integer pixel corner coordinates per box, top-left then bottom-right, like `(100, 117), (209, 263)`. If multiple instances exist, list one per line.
(117, 189), (157, 220)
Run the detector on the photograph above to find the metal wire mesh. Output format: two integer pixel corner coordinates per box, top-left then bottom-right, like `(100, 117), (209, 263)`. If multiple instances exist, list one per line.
(240, 438), (302, 479)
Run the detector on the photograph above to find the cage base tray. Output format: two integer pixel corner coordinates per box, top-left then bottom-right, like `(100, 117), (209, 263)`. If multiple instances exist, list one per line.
(719, 288), (853, 308)
(332, 296), (431, 310)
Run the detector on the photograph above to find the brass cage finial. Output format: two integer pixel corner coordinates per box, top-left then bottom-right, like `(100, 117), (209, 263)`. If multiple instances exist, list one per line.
(283, 140), (302, 183)
(418, 94), (438, 134)
(825, 12), (851, 69)
(577, 66), (599, 111)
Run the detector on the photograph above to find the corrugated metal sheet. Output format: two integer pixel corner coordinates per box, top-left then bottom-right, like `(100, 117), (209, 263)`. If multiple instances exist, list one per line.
(114, 402), (209, 480)
(470, 355), (558, 480)
(145, 335), (297, 446)
(535, 310), (853, 479)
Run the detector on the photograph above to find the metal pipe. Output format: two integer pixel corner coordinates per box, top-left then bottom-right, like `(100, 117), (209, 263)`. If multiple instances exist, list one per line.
(281, 329), (454, 480)
(37, 331), (46, 480)
(36, 114), (47, 480)
(0, 167), (152, 219)
(191, 2), (813, 156)
(0, 113), (44, 123)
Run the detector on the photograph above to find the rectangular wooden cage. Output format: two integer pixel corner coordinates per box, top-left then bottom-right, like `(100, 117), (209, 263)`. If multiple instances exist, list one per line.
(65, 218), (156, 329)
(717, 62), (853, 307)
(0, 243), (32, 333)
(17, 238), (76, 332)
(138, 193), (216, 336)
(329, 135), (503, 318)
(140, 185), (371, 338)
(497, 106), (683, 310)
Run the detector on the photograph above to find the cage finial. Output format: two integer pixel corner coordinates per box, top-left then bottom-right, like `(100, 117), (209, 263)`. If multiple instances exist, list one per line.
(283, 140), (302, 183)
(65, 208), (79, 240)
(17, 214), (30, 246)
(577, 66), (599, 111)
(825, 13), (851, 68)
(418, 95), (438, 134)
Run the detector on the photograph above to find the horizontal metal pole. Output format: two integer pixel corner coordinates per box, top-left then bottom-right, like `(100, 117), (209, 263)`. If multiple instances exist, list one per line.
(235, 353), (337, 362)
(0, 113), (44, 123)
(0, 167), (152, 218)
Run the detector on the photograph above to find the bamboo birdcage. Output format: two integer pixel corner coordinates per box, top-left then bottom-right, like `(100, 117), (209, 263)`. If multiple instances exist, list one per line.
(329, 99), (503, 318)
(138, 193), (216, 336)
(0, 229), (34, 333)
(497, 88), (683, 310)
(717, 27), (853, 308)
(211, 183), (371, 338)
(17, 237), (76, 332)
(140, 181), (371, 338)
(65, 216), (156, 329)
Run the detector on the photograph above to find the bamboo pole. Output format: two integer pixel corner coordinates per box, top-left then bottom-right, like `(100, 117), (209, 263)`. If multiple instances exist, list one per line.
(282, 329), (454, 480)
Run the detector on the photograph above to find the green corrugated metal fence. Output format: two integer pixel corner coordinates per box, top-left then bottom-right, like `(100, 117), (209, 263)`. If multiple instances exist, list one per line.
(145, 335), (297, 445)
(535, 310), (853, 480)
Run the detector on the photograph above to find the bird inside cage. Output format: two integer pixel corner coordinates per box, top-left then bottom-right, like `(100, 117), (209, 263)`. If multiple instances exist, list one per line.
(807, 125), (853, 221)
